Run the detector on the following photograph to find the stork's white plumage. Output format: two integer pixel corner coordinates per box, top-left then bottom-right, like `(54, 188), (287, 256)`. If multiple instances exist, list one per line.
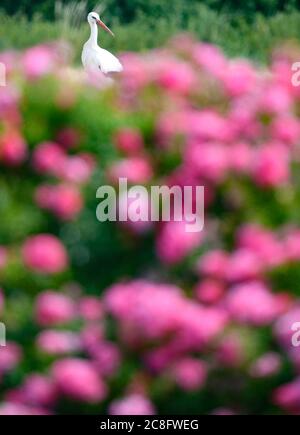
(82, 12), (123, 76)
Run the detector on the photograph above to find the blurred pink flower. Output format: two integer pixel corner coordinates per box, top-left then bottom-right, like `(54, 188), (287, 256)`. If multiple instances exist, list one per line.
(35, 183), (83, 220)
(284, 230), (300, 262)
(108, 156), (153, 184)
(79, 297), (103, 322)
(0, 51), (18, 76)
(60, 154), (95, 184)
(22, 235), (68, 274)
(12, 375), (57, 408)
(171, 358), (207, 391)
(56, 127), (81, 149)
(0, 402), (49, 415)
(229, 142), (253, 173)
(37, 330), (81, 355)
(225, 249), (263, 282)
(260, 85), (292, 114)
(3, 38), (300, 416)
(237, 224), (284, 267)
(273, 378), (300, 413)
(180, 304), (228, 345)
(274, 305), (300, 348)
(156, 59), (196, 94)
(90, 341), (121, 377)
(145, 344), (178, 373)
(157, 220), (204, 265)
(221, 60), (257, 97)
(249, 352), (282, 378)
(32, 142), (66, 176)
(0, 130), (27, 166)
(193, 43), (227, 76)
(114, 128), (144, 155)
(35, 291), (75, 326)
(217, 333), (244, 367)
(197, 250), (229, 280)
(252, 143), (290, 187)
(81, 324), (105, 353)
(22, 45), (56, 79)
(195, 279), (225, 304)
(52, 358), (106, 403)
(118, 189), (153, 234)
(0, 342), (22, 374)
(105, 280), (186, 340)
(187, 110), (232, 142)
(120, 53), (149, 92)
(0, 86), (20, 122)
(228, 101), (261, 140)
(109, 394), (155, 415)
(226, 281), (280, 325)
(186, 141), (229, 183)
(159, 110), (232, 143)
(271, 116), (300, 146)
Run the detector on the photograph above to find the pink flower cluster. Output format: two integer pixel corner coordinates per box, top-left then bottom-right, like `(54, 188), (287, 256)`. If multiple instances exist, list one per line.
(2, 37), (300, 415)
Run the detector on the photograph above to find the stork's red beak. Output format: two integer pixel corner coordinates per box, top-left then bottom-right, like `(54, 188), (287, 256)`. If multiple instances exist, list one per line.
(97, 19), (115, 37)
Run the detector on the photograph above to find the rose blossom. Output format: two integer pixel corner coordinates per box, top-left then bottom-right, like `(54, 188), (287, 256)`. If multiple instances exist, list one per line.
(32, 142), (66, 176)
(249, 353), (282, 378)
(35, 291), (75, 326)
(109, 394), (155, 416)
(22, 235), (68, 274)
(108, 157), (153, 184)
(226, 281), (281, 325)
(114, 128), (144, 155)
(171, 358), (207, 391)
(37, 330), (81, 355)
(157, 220), (204, 265)
(22, 45), (56, 79)
(35, 183), (83, 220)
(0, 342), (22, 373)
(52, 358), (106, 403)
(0, 131), (27, 166)
(252, 143), (289, 187)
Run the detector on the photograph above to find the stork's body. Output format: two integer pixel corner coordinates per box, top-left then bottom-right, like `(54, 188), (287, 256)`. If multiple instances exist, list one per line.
(82, 12), (123, 75)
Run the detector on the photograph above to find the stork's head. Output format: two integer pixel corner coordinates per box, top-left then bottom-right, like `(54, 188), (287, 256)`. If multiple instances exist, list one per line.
(87, 12), (115, 37)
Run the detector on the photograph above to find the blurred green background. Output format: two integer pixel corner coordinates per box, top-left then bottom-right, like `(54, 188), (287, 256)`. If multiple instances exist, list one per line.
(1, 0), (300, 62)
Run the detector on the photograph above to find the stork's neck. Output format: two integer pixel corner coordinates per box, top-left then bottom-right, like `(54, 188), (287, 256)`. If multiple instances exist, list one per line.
(88, 22), (99, 47)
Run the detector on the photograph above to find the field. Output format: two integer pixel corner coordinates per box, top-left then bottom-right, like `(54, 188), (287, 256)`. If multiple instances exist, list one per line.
(1, 4), (300, 62)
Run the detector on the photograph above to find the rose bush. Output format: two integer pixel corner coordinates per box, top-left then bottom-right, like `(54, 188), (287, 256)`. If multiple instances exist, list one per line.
(1, 36), (300, 414)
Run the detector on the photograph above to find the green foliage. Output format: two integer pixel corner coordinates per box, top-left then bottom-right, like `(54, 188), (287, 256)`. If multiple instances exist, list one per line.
(2, 0), (300, 21)
(1, 5), (300, 63)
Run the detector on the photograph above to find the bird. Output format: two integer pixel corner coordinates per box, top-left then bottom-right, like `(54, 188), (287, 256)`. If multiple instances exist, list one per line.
(82, 12), (123, 76)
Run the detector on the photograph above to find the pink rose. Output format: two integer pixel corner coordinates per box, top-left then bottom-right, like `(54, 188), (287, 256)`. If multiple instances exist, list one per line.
(37, 330), (81, 355)
(114, 128), (144, 155)
(108, 157), (153, 184)
(35, 291), (75, 326)
(22, 235), (68, 274)
(109, 394), (155, 416)
(157, 220), (204, 265)
(171, 358), (207, 391)
(252, 143), (289, 187)
(32, 142), (66, 176)
(0, 131), (27, 166)
(35, 184), (83, 220)
(22, 45), (56, 79)
(52, 358), (106, 403)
